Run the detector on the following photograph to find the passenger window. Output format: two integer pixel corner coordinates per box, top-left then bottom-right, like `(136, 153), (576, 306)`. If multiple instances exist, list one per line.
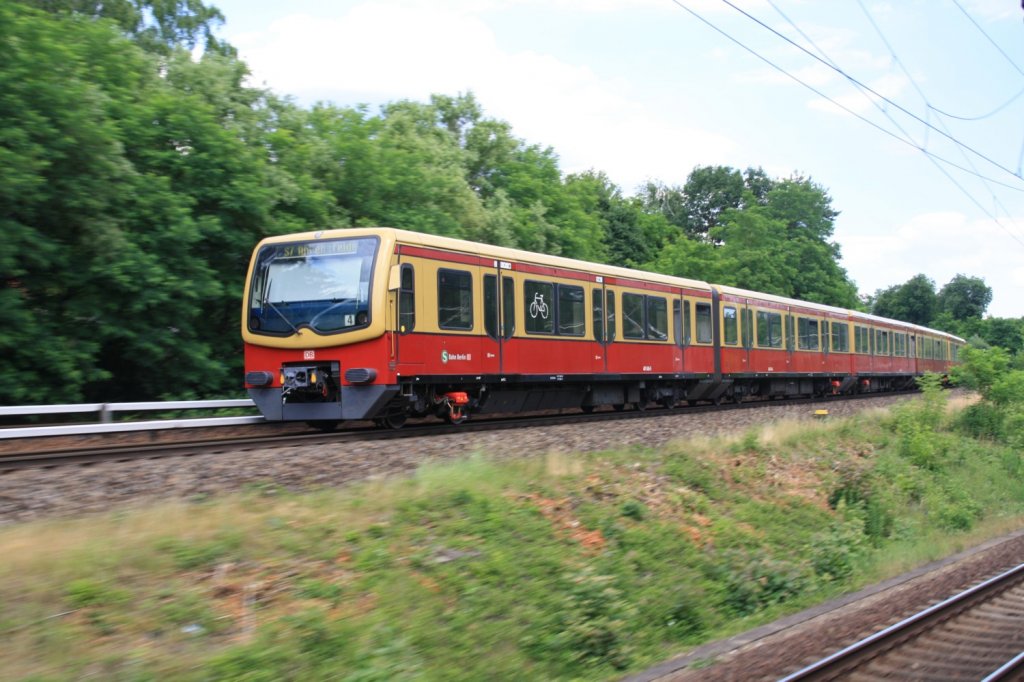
(606, 291), (616, 342)
(647, 296), (668, 341)
(502, 276), (514, 339)
(757, 311), (784, 348)
(557, 284), (585, 336)
(484, 275), (499, 339)
(398, 264), (415, 333)
(673, 300), (682, 348)
(723, 306), (738, 345)
(696, 302), (712, 344)
(525, 280), (555, 334)
(437, 269), (472, 330)
(831, 322), (849, 352)
(622, 293), (645, 339)
(798, 317), (819, 350)
(683, 300), (691, 345)
(593, 289), (604, 343)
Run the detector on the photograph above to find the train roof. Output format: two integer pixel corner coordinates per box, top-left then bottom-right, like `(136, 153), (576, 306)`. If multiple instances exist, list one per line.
(255, 228), (964, 343)
(259, 227), (713, 292)
(712, 284), (964, 343)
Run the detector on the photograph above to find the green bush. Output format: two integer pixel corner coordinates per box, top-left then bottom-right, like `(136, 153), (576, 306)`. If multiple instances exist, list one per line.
(712, 551), (808, 616)
(957, 402), (1005, 440)
(523, 569), (637, 670)
(810, 507), (866, 583)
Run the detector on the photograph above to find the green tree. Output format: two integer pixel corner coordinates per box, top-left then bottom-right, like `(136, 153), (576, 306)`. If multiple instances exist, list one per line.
(937, 274), (992, 322)
(21, 0), (232, 55)
(679, 165), (745, 241)
(871, 274), (937, 325)
(564, 171), (672, 268)
(1, 3), (223, 402)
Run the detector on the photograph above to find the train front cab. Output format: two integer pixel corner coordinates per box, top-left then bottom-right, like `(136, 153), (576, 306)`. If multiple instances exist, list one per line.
(241, 229), (403, 424)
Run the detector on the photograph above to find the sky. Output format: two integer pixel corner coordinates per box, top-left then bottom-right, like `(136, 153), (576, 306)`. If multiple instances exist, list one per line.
(210, 0), (1024, 318)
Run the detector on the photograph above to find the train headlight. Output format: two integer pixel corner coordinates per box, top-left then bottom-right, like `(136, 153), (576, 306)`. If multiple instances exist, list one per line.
(245, 371), (274, 387)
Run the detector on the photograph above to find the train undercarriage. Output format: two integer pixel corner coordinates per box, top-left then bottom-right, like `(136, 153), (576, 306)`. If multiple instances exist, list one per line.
(247, 368), (921, 431)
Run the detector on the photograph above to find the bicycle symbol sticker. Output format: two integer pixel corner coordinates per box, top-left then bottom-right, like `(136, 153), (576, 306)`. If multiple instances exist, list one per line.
(529, 292), (549, 320)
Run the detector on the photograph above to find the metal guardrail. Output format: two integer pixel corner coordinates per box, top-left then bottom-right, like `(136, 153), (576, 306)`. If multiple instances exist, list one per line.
(0, 399), (263, 439)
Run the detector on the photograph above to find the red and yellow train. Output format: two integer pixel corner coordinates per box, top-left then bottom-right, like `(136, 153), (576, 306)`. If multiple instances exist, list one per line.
(242, 228), (963, 428)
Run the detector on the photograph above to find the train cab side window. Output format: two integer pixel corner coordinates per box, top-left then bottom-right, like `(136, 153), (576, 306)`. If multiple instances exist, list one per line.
(696, 302), (713, 344)
(438, 268), (473, 330)
(525, 280), (555, 334)
(557, 284), (585, 336)
(723, 306), (738, 345)
(798, 317), (819, 350)
(399, 264), (415, 333)
(622, 293), (645, 339)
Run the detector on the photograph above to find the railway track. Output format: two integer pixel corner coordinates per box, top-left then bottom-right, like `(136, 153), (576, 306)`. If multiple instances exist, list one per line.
(781, 562), (1024, 681)
(0, 390), (916, 472)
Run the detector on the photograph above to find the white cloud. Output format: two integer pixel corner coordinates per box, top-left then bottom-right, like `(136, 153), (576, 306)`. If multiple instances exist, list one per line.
(229, 1), (736, 192)
(841, 211), (1024, 318)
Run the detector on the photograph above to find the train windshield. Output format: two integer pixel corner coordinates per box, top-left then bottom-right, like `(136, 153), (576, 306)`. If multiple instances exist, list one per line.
(247, 236), (379, 335)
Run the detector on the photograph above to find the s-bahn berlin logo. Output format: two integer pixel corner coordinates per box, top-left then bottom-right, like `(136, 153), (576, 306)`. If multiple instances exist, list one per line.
(441, 350), (472, 364)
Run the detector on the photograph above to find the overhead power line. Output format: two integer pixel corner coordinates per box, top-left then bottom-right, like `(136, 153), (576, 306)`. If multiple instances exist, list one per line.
(669, 0), (1024, 250)
(853, 0), (1024, 245)
(715, 0), (1024, 186)
(667, 0), (1024, 195)
(952, 0), (1024, 78)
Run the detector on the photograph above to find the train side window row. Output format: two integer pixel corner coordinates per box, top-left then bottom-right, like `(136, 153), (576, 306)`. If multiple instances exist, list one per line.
(433, 267), (944, 356)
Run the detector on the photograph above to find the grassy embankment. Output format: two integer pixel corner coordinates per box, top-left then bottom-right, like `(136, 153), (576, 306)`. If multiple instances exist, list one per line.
(3, 376), (1023, 681)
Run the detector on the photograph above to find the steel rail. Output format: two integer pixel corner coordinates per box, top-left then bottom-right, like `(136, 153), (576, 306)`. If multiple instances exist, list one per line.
(779, 562), (1024, 681)
(0, 391), (917, 472)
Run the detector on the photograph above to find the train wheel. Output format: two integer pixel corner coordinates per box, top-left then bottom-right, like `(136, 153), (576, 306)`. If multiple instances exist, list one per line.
(376, 413), (407, 430)
(659, 397), (675, 409)
(445, 405), (467, 425)
(613, 403), (625, 412)
(581, 405), (595, 414)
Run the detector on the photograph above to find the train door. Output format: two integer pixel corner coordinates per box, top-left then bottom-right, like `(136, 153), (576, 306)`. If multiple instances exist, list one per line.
(741, 300), (753, 372)
(591, 279), (611, 373)
(483, 262), (515, 376)
(672, 294), (685, 372)
(785, 308), (795, 371)
(821, 318), (830, 372)
(393, 260), (424, 367)
(910, 334), (917, 375)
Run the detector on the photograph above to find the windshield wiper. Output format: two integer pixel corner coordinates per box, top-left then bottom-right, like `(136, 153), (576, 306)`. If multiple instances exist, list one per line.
(263, 300), (301, 334)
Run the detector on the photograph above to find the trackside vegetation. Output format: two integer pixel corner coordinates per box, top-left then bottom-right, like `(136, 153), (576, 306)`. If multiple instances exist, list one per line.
(3, 354), (1024, 680)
